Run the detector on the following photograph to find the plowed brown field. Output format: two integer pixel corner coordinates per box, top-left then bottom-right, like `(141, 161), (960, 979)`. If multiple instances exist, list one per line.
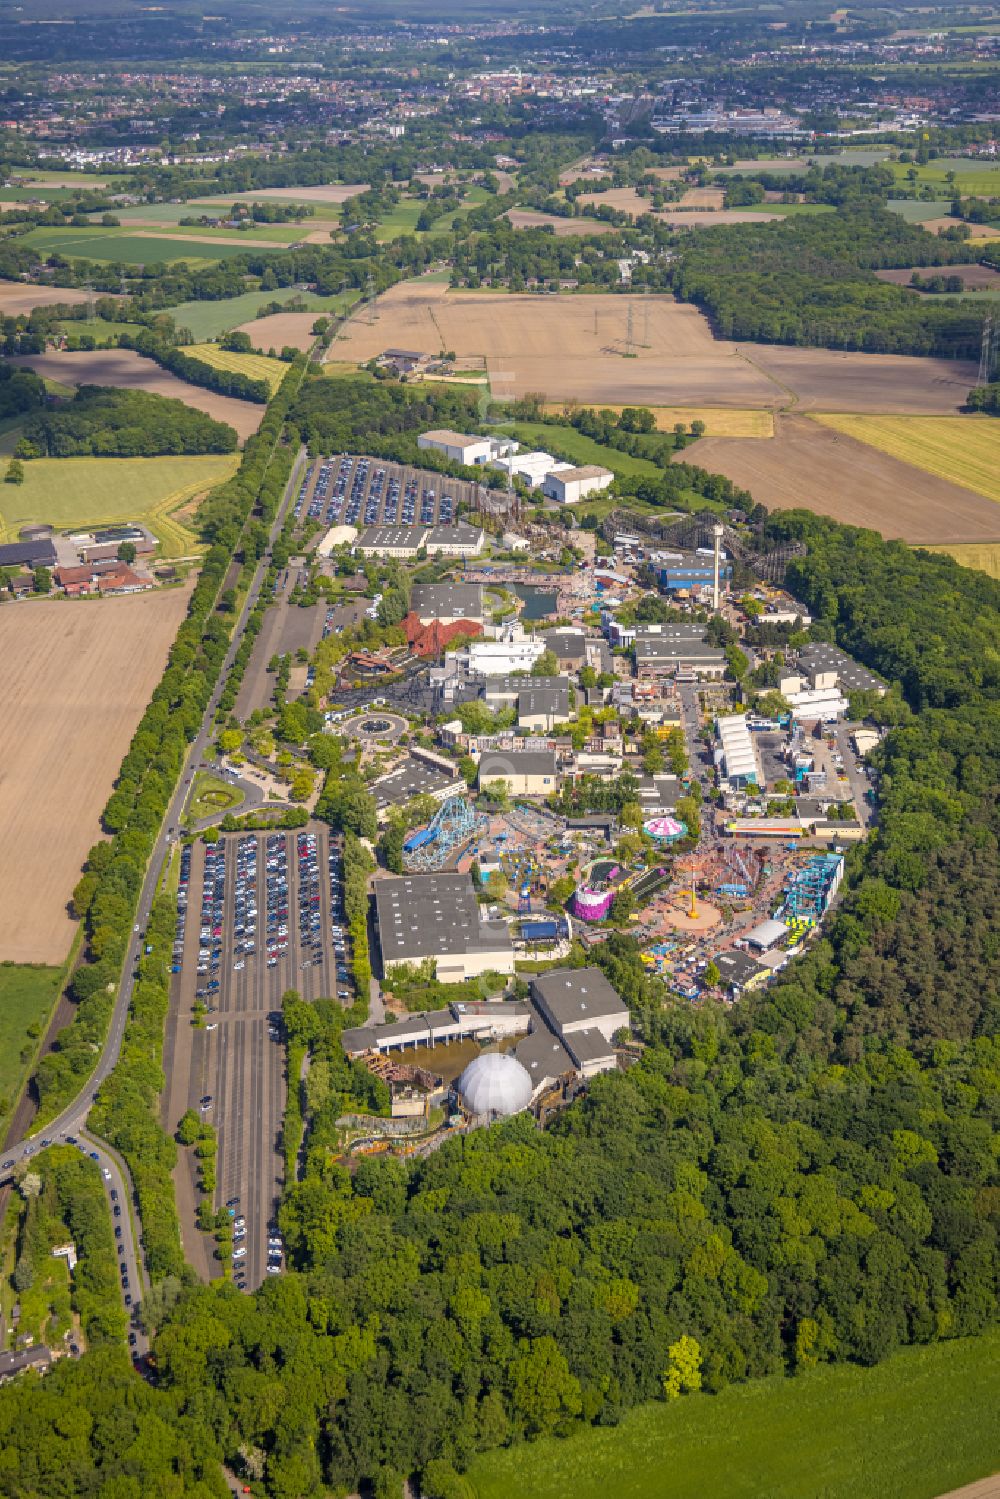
(237, 311), (318, 351)
(0, 281), (92, 316)
(333, 286), (980, 413)
(504, 209), (615, 236)
(12, 348), (264, 441)
(0, 585), (193, 964)
(686, 414), (1000, 543)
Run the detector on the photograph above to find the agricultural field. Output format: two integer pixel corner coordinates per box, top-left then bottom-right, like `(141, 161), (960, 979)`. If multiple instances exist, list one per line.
(921, 219), (1000, 240)
(507, 420), (663, 479)
(811, 414), (1000, 505)
(236, 311), (321, 352)
(686, 414), (1000, 543)
(886, 199), (953, 222)
(19, 225), (288, 264)
(875, 264), (1000, 291)
(543, 404), (773, 437)
(889, 156), (1000, 196)
(923, 542), (1000, 577)
(467, 1331), (1000, 1499)
(336, 284), (980, 413)
(0, 584), (194, 965)
(167, 288), (356, 342)
(0, 453), (238, 554)
(504, 209), (615, 236)
(186, 342), (289, 394)
(186, 183), (368, 207)
(0, 965), (64, 1125)
(0, 280), (92, 316)
(12, 349), (265, 441)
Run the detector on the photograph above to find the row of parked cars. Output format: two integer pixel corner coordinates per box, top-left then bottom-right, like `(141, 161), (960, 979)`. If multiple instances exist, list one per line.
(329, 842), (350, 998)
(296, 831), (325, 970)
(264, 832), (291, 966)
(195, 841), (227, 995)
(231, 835), (258, 973)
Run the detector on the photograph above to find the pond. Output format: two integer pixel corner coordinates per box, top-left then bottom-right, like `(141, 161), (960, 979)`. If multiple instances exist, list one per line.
(513, 584), (558, 620)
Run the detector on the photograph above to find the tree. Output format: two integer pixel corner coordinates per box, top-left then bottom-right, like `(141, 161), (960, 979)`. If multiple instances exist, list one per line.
(703, 961), (721, 988)
(663, 1335), (703, 1399)
(4, 458), (24, 485)
(117, 541), (137, 563)
(218, 728), (243, 755)
(33, 566), (51, 593)
(221, 330), (253, 353)
(483, 779), (510, 810)
(532, 649), (558, 677)
(610, 889), (635, 923)
(691, 419), (706, 438)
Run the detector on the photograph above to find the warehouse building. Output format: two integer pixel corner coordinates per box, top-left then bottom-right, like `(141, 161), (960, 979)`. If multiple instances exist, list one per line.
(411, 582), (485, 626)
(542, 464), (614, 505)
(480, 674), (571, 708)
(792, 642), (887, 697)
(418, 429), (493, 465)
(356, 522), (485, 559)
(635, 631), (726, 680)
(656, 551), (733, 593)
(374, 872), (515, 982)
(371, 756), (458, 820)
(542, 629), (613, 676)
(465, 622), (545, 676)
(478, 748), (558, 797)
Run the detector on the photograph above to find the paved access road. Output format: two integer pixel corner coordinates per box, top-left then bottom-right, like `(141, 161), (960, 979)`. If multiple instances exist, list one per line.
(0, 445), (307, 1341)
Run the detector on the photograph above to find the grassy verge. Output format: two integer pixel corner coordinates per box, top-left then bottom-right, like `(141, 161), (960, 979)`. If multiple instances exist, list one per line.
(467, 1331), (1000, 1499)
(184, 771), (246, 825)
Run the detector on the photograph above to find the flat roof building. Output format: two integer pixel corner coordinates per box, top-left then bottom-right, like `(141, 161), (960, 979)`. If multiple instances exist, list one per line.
(716, 713), (760, 787)
(418, 429), (494, 466)
(371, 757), (457, 818)
(517, 685), (572, 732)
(411, 582), (485, 626)
(795, 642), (886, 696)
(478, 748), (558, 797)
(542, 465), (614, 505)
(530, 967), (629, 1044)
(375, 873), (515, 983)
(356, 522), (485, 559)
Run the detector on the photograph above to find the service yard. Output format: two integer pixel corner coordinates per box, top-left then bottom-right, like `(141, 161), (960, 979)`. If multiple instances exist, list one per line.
(0, 584), (194, 965)
(162, 828), (350, 1289)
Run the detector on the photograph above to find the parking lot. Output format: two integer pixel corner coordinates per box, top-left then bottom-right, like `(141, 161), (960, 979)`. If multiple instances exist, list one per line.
(294, 453), (480, 530)
(165, 826), (351, 1290)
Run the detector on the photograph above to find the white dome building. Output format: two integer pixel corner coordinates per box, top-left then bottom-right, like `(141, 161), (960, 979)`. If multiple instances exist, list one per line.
(457, 1052), (533, 1118)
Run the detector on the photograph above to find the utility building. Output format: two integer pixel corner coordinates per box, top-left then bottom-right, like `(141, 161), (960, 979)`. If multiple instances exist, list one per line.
(375, 873), (515, 983)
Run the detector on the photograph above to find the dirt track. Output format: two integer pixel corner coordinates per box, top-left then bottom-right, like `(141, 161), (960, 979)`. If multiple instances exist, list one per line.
(0, 585), (193, 965)
(12, 348), (264, 441)
(686, 414), (1000, 543)
(333, 286), (980, 414)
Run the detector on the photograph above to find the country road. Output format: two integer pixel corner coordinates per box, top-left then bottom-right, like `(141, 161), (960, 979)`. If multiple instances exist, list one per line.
(0, 442), (306, 1341)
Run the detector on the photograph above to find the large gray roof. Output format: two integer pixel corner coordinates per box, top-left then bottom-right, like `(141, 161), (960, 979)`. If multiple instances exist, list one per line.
(411, 582), (484, 619)
(530, 967), (628, 1029)
(375, 873), (512, 966)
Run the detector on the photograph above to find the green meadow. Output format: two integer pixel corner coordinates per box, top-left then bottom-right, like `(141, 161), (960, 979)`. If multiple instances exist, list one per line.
(468, 1331), (1000, 1499)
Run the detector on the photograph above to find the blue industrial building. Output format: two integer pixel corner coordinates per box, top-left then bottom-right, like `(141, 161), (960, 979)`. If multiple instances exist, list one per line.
(657, 554), (733, 592)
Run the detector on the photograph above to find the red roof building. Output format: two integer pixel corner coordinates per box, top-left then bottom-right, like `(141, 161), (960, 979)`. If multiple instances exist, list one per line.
(403, 611), (482, 658)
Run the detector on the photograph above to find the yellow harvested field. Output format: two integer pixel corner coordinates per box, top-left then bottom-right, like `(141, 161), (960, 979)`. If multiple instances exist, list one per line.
(0, 584), (194, 964)
(543, 402), (773, 437)
(187, 342), (289, 394)
(922, 543), (1000, 578)
(812, 414), (1000, 505)
(578, 186), (655, 216)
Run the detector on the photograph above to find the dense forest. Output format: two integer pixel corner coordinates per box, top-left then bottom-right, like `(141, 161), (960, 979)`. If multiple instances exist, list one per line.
(16, 384), (238, 457)
(670, 205), (985, 356)
(1, 502), (996, 1498)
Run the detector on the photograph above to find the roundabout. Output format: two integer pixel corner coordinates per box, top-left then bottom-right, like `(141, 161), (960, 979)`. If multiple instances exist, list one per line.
(341, 711), (408, 744)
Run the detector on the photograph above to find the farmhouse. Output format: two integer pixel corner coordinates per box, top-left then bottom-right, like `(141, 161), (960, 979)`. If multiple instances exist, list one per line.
(542, 465), (614, 505)
(374, 872), (515, 982)
(477, 748), (558, 797)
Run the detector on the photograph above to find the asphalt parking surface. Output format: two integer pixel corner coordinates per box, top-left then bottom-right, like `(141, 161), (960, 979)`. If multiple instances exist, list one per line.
(172, 826), (349, 1290)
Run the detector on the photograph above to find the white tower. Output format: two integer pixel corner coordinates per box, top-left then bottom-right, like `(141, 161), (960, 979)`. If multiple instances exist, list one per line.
(712, 524), (725, 611)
